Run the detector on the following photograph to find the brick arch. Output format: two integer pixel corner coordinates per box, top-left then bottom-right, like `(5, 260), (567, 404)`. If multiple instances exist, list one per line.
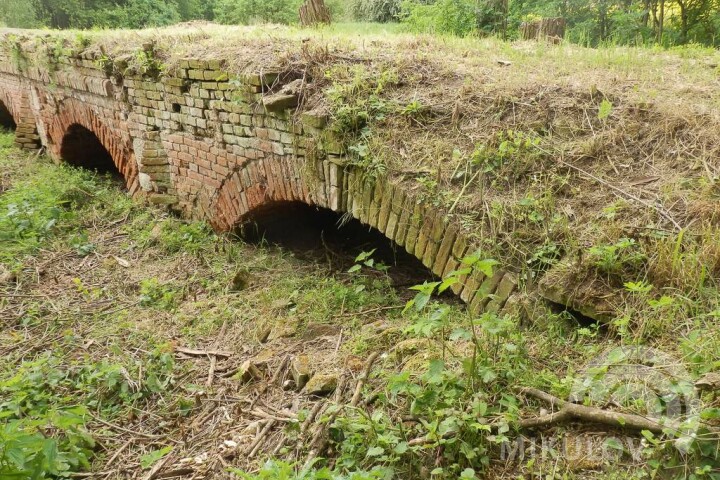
(48, 98), (139, 193)
(0, 84), (40, 149)
(210, 155), (518, 315)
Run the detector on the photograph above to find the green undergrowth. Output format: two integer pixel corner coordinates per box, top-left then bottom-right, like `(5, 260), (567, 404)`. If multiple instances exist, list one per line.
(2, 132), (720, 479)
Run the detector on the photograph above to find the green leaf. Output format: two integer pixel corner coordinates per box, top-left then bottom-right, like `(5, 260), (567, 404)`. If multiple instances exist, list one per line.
(425, 359), (445, 384)
(366, 446), (384, 457)
(140, 446), (173, 469)
(598, 98), (613, 120)
(460, 468), (477, 479)
(604, 437), (624, 451)
(474, 259), (499, 277)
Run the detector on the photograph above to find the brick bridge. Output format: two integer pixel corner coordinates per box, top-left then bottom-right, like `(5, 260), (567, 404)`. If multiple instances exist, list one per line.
(0, 34), (518, 314)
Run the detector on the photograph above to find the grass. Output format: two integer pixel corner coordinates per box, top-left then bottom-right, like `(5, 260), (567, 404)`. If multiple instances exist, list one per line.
(2, 22), (720, 479)
(1, 131), (719, 478)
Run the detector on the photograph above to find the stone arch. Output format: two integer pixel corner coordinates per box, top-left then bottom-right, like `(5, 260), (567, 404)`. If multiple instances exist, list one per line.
(211, 155), (519, 315)
(49, 99), (139, 193)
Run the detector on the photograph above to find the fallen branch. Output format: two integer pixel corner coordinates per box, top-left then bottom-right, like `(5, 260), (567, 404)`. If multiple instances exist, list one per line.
(350, 351), (380, 407)
(519, 387), (670, 433)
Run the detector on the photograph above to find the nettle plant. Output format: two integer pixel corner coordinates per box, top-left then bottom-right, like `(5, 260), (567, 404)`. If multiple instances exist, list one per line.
(329, 254), (528, 478)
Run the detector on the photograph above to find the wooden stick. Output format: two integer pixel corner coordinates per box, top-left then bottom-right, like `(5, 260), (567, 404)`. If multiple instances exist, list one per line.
(175, 346), (233, 358)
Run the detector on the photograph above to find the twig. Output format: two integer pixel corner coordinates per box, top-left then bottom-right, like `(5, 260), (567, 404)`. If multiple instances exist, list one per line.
(536, 146), (682, 231)
(350, 351), (380, 407)
(248, 419), (277, 458)
(205, 355), (217, 388)
(89, 413), (165, 440)
(175, 346), (233, 358)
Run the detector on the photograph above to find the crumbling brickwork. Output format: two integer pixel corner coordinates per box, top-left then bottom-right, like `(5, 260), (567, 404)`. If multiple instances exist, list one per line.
(0, 35), (517, 314)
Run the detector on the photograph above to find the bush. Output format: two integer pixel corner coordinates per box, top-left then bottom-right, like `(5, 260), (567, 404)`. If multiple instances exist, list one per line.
(351, 0), (401, 23)
(401, 0), (477, 36)
(213, 0), (302, 25)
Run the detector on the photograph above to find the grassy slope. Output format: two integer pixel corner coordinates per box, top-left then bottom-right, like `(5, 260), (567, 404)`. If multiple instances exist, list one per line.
(0, 126), (719, 479)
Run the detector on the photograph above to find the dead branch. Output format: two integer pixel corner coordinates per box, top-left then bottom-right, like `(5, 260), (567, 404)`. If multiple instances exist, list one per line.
(519, 387), (670, 433)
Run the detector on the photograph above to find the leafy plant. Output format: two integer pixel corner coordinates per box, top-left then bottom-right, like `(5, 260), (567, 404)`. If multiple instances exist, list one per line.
(348, 249), (388, 273)
(139, 278), (180, 310)
(588, 237), (646, 276)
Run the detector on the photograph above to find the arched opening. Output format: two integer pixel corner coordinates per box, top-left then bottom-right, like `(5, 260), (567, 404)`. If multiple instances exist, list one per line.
(238, 201), (444, 292)
(60, 124), (119, 176)
(0, 101), (16, 131)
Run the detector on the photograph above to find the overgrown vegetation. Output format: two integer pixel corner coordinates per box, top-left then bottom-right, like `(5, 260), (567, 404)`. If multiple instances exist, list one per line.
(2, 129), (719, 478)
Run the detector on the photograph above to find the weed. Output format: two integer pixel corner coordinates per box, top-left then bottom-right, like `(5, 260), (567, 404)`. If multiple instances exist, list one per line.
(139, 278), (180, 310)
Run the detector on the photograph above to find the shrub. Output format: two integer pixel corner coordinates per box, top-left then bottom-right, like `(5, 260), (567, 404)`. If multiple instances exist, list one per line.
(213, 0), (303, 25)
(351, 0), (402, 23)
(401, 0), (477, 36)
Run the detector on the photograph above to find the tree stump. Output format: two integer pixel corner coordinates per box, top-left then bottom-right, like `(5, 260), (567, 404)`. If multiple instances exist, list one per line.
(520, 17), (566, 43)
(299, 0), (331, 26)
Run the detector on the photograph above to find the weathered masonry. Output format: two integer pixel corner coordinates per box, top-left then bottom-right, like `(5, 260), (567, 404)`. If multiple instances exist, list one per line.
(0, 35), (518, 314)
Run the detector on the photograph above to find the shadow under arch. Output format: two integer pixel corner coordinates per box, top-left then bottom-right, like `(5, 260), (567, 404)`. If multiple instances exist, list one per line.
(237, 200), (442, 292)
(50, 99), (139, 192)
(0, 100), (16, 130)
(60, 123), (119, 175)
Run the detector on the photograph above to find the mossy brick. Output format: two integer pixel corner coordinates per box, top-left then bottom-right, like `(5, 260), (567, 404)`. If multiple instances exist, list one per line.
(207, 59), (225, 70)
(404, 202), (423, 256)
(413, 208), (435, 259)
(367, 180), (383, 228)
(432, 223), (458, 277)
(393, 195), (413, 247)
(344, 168), (357, 213)
(450, 257), (472, 296)
(460, 268), (486, 303)
(421, 237), (440, 270)
(188, 69), (204, 80)
(452, 232), (469, 260)
(442, 256), (461, 281)
(301, 111), (328, 129)
(485, 273), (518, 314)
(242, 72), (280, 87)
(468, 270), (505, 314)
(359, 178), (374, 225)
(321, 131), (345, 155)
(352, 184), (364, 220)
(188, 59), (207, 69)
(386, 209), (399, 240)
(377, 183), (394, 233)
(162, 77), (185, 87)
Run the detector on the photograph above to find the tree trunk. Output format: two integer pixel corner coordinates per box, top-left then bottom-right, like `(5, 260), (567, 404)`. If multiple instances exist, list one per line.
(520, 18), (567, 43)
(657, 0), (665, 43)
(299, 0), (332, 26)
(678, 0), (689, 43)
(641, 0), (650, 28)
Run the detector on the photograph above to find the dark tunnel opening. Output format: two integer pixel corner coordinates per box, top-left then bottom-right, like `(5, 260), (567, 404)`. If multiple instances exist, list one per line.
(60, 124), (121, 177)
(0, 102), (16, 131)
(237, 201), (450, 296)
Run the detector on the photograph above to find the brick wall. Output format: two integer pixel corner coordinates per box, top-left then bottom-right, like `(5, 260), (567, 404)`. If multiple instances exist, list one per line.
(0, 35), (517, 314)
